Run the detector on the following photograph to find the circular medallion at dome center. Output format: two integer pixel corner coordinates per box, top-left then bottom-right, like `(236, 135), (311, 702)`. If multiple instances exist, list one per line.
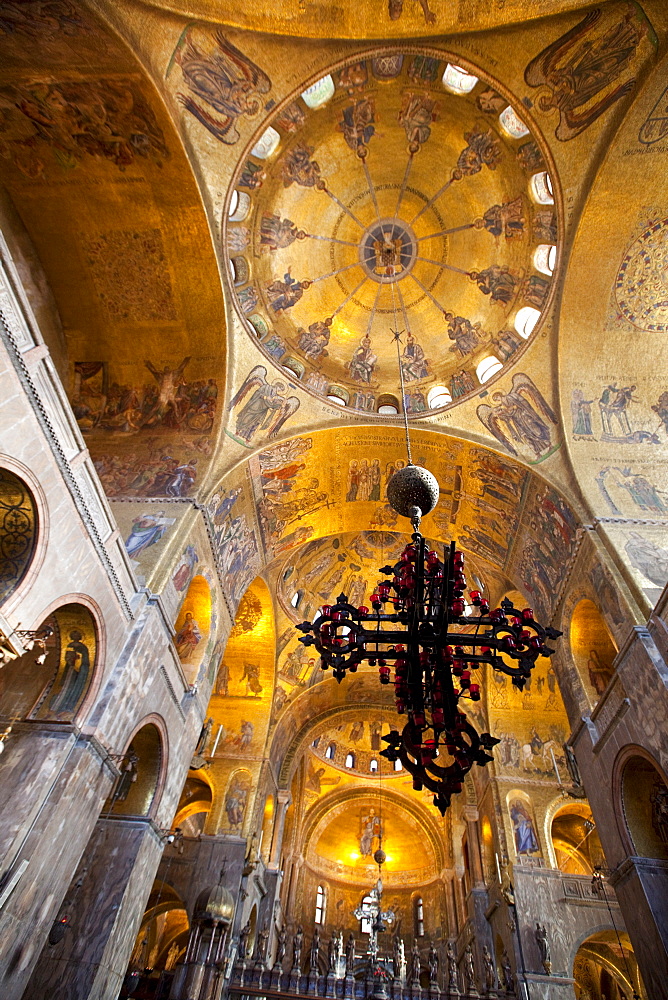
(359, 218), (417, 283)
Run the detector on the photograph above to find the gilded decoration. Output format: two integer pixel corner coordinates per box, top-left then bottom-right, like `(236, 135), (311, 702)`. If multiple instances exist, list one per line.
(224, 49), (561, 413)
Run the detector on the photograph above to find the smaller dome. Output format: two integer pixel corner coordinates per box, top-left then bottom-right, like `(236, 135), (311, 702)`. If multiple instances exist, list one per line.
(195, 883), (235, 923)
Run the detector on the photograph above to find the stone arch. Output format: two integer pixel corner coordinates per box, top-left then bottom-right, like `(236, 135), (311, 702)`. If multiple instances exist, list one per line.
(173, 773), (214, 837)
(571, 927), (643, 1000)
(105, 716), (168, 819)
(0, 460), (44, 609)
(1, 599), (100, 724)
(569, 598), (618, 707)
(128, 880), (190, 975)
(614, 746), (668, 861)
(549, 801), (604, 875)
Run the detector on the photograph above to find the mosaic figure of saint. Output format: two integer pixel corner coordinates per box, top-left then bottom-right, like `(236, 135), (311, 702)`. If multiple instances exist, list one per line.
(338, 98), (376, 152)
(510, 800), (539, 854)
(445, 312), (483, 357)
(124, 511), (174, 558)
(400, 333), (429, 381)
(347, 336), (377, 383)
(260, 213), (307, 252)
(571, 389), (596, 439)
(281, 144), (321, 188)
(471, 265), (518, 305)
(175, 611), (201, 661)
(457, 129), (502, 175)
(398, 92), (439, 148)
(481, 197), (525, 239)
(298, 317), (332, 360)
(266, 270), (310, 314)
(50, 630), (90, 715)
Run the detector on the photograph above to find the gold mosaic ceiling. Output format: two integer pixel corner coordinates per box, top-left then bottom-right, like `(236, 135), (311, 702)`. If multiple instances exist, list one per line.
(226, 49), (559, 412)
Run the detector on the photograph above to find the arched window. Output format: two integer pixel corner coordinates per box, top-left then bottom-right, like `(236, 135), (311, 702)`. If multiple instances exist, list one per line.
(251, 126), (280, 159)
(377, 393), (399, 415)
(530, 171), (554, 205)
(499, 105), (530, 138)
(369, 758), (378, 773)
(476, 355), (503, 384)
(302, 75), (335, 109)
(327, 385), (349, 406)
(325, 743), (336, 760)
(360, 894), (374, 934)
(414, 896), (424, 937)
(345, 752), (355, 768)
(394, 758), (402, 772)
(290, 591), (301, 608)
(315, 884), (326, 924)
(533, 244), (557, 276)
(0, 468), (38, 605)
(514, 306), (541, 339)
(427, 385), (452, 409)
(229, 191), (251, 222)
(442, 64), (478, 94)
(282, 357), (305, 379)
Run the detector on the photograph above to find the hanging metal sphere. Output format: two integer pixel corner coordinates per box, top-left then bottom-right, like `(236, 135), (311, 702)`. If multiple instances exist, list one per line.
(387, 464), (439, 520)
(373, 847), (387, 865)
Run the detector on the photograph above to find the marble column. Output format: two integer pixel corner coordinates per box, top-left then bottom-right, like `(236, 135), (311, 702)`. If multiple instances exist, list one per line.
(25, 813), (164, 1000)
(0, 726), (116, 1000)
(268, 790), (291, 870)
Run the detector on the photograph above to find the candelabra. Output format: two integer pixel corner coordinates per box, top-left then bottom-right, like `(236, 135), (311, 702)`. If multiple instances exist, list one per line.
(297, 516), (562, 815)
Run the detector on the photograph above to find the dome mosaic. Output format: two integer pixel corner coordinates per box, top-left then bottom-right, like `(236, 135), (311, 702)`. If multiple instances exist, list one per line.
(225, 49), (559, 414)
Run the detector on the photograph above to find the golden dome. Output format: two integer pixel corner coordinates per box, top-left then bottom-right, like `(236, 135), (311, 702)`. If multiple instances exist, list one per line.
(225, 49), (558, 413)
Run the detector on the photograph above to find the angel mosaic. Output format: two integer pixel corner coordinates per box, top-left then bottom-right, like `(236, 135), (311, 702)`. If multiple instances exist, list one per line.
(457, 129), (502, 176)
(398, 92), (439, 149)
(280, 144), (322, 188)
(260, 214), (307, 252)
(477, 373), (557, 458)
(175, 29), (271, 145)
(229, 365), (299, 444)
(524, 8), (644, 141)
(266, 270), (311, 314)
(481, 197), (525, 240)
(471, 266), (518, 305)
(338, 98), (376, 152)
(297, 317), (332, 360)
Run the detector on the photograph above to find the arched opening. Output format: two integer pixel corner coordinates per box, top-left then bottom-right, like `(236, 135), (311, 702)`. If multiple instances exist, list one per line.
(173, 775), (213, 838)
(620, 755), (668, 860)
(1, 602), (97, 723)
(570, 599), (617, 704)
(573, 930), (644, 1000)
(551, 803), (604, 874)
(480, 814), (495, 885)
(173, 575), (212, 684)
(126, 880), (190, 983)
(0, 467), (38, 605)
(413, 895), (424, 937)
(251, 125), (280, 159)
(261, 794), (275, 863)
(301, 75), (335, 109)
(359, 894), (374, 934)
(315, 884), (326, 924)
(105, 722), (164, 817)
(441, 64), (478, 94)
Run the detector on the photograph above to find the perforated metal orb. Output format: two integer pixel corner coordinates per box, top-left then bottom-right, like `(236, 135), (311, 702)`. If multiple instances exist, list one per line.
(387, 464), (440, 520)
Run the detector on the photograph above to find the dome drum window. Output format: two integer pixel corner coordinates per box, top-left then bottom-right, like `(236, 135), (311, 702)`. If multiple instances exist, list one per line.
(499, 105), (530, 139)
(533, 244), (557, 276)
(530, 171), (554, 205)
(229, 191), (251, 222)
(514, 306), (541, 339)
(476, 356), (503, 384)
(301, 76), (335, 109)
(251, 126), (280, 159)
(442, 64), (478, 94)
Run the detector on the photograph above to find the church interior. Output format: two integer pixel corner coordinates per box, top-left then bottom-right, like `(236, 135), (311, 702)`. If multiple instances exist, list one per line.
(1, 1), (668, 998)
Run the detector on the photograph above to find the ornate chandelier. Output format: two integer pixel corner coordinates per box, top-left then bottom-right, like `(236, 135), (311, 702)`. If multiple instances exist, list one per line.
(295, 268), (562, 815)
